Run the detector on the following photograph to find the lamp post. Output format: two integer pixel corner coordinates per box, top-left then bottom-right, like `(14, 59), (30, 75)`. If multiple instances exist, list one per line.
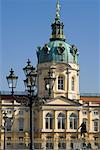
(6, 68), (18, 149)
(23, 59), (37, 150)
(6, 68), (18, 96)
(44, 67), (56, 97)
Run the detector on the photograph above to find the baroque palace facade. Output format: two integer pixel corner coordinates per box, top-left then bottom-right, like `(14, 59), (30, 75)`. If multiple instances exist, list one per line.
(0, 0), (100, 150)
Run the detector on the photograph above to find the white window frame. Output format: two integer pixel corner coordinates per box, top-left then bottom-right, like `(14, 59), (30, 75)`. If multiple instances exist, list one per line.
(45, 113), (53, 129)
(58, 76), (64, 90)
(69, 113), (78, 129)
(57, 113), (65, 129)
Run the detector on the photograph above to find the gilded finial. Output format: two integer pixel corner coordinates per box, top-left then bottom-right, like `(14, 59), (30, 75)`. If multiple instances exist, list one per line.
(56, 0), (61, 20)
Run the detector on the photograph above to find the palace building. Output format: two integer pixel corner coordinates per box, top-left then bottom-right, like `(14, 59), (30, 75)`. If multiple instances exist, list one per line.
(0, 0), (100, 150)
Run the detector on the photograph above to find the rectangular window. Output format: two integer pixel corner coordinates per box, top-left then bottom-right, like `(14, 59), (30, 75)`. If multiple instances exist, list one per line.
(7, 118), (12, 131)
(58, 77), (64, 90)
(19, 118), (24, 131)
(46, 118), (48, 129)
(70, 119), (73, 129)
(94, 121), (98, 131)
(46, 142), (54, 149)
(71, 77), (75, 91)
(93, 111), (98, 115)
(58, 142), (66, 149)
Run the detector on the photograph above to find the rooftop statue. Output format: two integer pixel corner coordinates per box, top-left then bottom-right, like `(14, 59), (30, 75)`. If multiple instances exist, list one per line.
(56, 0), (61, 19)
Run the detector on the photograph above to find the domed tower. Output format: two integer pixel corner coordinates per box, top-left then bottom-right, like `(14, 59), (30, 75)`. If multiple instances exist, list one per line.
(37, 0), (79, 100)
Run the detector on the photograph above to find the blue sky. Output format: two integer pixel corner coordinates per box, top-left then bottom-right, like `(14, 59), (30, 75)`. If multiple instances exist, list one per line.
(0, 0), (100, 93)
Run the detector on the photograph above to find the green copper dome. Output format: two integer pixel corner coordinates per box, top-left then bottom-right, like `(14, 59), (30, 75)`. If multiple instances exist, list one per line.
(37, 40), (78, 64)
(36, 0), (79, 64)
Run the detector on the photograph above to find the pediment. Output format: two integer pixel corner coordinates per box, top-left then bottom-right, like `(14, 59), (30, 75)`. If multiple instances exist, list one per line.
(45, 96), (81, 106)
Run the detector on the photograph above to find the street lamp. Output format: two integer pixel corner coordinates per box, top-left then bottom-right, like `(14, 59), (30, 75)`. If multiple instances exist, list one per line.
(23, 59), (37, 150)
(44, 67), (56, 97)
(6, 68), (18, 149)
(6, 68), (18, 95)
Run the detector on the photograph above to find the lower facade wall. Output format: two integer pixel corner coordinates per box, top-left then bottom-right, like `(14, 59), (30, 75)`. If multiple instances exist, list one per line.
(0, 139), (100, 150)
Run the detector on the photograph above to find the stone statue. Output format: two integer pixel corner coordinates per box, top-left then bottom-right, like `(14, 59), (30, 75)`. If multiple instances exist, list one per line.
(78, 122), (87, 137)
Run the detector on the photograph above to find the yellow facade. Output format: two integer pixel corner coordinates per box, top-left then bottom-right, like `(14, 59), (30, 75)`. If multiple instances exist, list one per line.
(0, 94), (100, 149)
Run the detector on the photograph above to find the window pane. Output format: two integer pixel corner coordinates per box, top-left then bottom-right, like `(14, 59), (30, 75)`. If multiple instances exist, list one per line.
(50, 118), (53, 129)
(19, 118), (24, 131)
(46, 118), (48, 129)
(46, 142), (54, 149)
(58, 113), (65, 129)
(6, 118), (12, 131)
(58, 76), (64, 90)
(94, 121), (98, 131)
(70, 113), (78, 129)
(58, 118), (60, 129)
(70, 118), (73, 129)
(45, 113), (53, 129)
(62, 119), (65, 129)
(58, 142), (66, 149)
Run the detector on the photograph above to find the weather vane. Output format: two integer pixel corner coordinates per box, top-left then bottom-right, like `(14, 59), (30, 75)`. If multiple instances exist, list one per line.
(56, 0), (61, 19)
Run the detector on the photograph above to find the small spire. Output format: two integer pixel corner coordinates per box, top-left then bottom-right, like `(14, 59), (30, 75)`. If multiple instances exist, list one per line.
(56, 0), (61, 20)
(50, 0), (66, 41)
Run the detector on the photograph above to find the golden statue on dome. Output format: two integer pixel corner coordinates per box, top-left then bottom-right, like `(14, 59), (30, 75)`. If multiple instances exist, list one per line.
(56, 0), (61, 19)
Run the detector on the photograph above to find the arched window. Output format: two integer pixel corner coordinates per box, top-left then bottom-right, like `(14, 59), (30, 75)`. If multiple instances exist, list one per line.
(69, 113), (78, 129)
(83, 118), (88, 130)
(71, 77), (75, 91)
(93, 119), (99, 131)
(58, 76), (64, 90)
(58, 113), (66, 129)
(45, 113), (53, 129)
